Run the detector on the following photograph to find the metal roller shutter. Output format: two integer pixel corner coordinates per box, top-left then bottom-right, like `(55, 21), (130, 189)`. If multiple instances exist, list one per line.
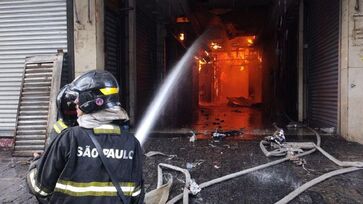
(306, 0), (339, 128)
(0, 0), (68, 138)
(105, 7), (120, 80)
(136, 8), (157, 120)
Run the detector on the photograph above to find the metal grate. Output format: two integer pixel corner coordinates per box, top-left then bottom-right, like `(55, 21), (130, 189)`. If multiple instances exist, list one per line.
(12, 52), (63, 157)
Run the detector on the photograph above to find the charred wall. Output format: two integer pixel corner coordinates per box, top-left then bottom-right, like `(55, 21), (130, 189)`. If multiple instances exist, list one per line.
(261, 0), (299, 122)
(277, 3), (299, 121)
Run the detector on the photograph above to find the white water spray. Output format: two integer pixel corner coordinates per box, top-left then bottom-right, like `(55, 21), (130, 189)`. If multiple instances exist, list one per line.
(136, 34), (206, 145)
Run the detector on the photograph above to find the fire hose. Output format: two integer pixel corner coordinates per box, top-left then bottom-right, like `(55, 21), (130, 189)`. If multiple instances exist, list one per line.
(275, 166), (362, 204)
(158, 126), (363, 204)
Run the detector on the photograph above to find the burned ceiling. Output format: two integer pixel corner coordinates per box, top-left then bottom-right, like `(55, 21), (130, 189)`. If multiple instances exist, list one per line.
(188, 0), (273, 37)
(149, 0), (298, 43)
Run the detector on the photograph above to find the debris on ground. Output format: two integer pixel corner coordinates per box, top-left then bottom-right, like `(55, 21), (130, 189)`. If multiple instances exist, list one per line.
(264, 129), (286, 145)
(189, 179), (201, 195)
(211, 130), (225, 139)
(213, 165), (220, 169)
(223, 144), (231, 148)
(290, 157), (313, 174)
(286, 122), (304, 129)
(227, 96), (261, 107)
(145, 151), (177, 160)
(227, 96), (254, 107)
(212, 129), (243, 140)
(186, 160), (205, 170)
(189, 131), (197, 143)
(232, 109), (242, 113)
(320, 127), (335, 134)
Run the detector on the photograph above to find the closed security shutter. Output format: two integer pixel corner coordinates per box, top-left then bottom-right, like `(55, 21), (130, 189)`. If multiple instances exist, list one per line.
(136, 8), (157, 120)
(105, 7), (120, 80)
(0, 0), (68, 138)
(306, 0), (339, 128)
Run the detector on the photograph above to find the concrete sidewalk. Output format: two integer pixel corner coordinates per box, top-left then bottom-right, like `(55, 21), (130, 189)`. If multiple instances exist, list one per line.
(1, 134), (363, 203)
(0, 151), (37, 203)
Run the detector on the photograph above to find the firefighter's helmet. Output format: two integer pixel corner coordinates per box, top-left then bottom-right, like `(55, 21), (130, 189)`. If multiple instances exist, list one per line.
(56, 84), (77, 126)
(67, 70), (121, 114)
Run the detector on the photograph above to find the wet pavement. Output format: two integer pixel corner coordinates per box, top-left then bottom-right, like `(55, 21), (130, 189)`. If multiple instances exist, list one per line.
(0, 151), (37, 203)
(1, 130), (363, 204)
(192, 104), (266, 136)
(143, 132), (363, 204)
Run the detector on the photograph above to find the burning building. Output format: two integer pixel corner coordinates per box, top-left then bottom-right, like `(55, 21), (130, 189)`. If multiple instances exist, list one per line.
(0, 0), (363, 153)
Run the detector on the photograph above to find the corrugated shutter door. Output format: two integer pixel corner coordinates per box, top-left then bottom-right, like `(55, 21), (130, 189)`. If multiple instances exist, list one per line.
(0, 0), (67, 137)
(105, 7), (120, 79)
(136, 8), (156, 120)
(306, 0), (339, 128)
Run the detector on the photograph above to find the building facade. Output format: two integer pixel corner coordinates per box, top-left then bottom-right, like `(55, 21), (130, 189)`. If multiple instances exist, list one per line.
(0, 0), (362, 147)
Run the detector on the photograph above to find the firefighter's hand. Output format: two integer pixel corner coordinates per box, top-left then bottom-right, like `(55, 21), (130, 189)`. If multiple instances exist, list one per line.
(28, 152), (42, 171)
(29, 152), (42, 171)
(33, 152), (42, 160)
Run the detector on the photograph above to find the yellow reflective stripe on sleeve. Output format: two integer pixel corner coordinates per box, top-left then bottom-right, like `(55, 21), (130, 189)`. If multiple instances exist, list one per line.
(54, 180), (137, 197)
(100, 87), (119, 95)
(132, 189), (141, 196)
(28, 169), (49, 196)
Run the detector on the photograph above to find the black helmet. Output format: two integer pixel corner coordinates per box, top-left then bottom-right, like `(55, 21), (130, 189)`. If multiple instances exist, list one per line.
(67, 70), (121, 114)
(56, 84), (77, 126)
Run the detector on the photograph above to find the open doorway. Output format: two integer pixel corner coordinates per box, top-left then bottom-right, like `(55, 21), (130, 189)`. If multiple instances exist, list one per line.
(193, 35), (265, 133)
(103, 0), (306, 132)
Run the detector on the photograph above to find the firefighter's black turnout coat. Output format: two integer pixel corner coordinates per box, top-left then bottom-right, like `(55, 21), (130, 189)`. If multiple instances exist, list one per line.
(27, 123), (144, 204)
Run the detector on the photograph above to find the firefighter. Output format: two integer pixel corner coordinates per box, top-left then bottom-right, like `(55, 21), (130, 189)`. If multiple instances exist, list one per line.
(27, 70), (144, 204)
(46, 84), (78, 146)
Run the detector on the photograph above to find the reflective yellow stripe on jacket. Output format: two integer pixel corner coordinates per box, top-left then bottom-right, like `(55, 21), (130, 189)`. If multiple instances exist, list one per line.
(53, 119), (68, 134)
(27, 168), (50, 196)
(93, 124), (121, 134)
(54, 180), (141, 197)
